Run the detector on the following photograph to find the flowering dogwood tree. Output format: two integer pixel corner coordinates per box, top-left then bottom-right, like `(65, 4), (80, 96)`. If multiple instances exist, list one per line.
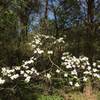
(0, 33), (100, 92)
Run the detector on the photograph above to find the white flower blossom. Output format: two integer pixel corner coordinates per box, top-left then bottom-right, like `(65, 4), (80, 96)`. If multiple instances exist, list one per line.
(10, 74), (19, 80)
(1, 68), (6, 72)
(93, 73), (100, 78)
(8, 74), (11, 77)
(20, 71), (24, 74)
(83, 77), (88, 82)
(57, 37), (64, 43)
(56, 69), (60, 73)
(69, 81), (73, 86)
(86, 61), (90, 65)
(71, 69), (77, 75)
(23, 66), (29, 69)
(46, 73), (51, 79)
(24, 73), (28, 77)
(0, 78), (5, 84)
(36, 72), (39, 76)
(32, 44), (36, 48)
(64, 73), (68, 77)
(31, 68), (35, 72)
(25, 76), (31, 83)
(61, 56), (66, 60)
(87, 66), (91, 70)
(93, 62), (96, 67)
(1, 68), (8, 76)
(35, 39), (40, 44)
(74, 76), (78, 79)
(6, 69), (11, 74)
(15, 66), (21, 70)
(66, 65), (72, 69)
(81, 65), (85, 69)
(72, 65), (76, 68)
(62, 62), (68, 65)
(97, 65), (100, 68)
(84, 71), (92, 75)
(47, 51), (53, 54)
(75, 82), (80, 87)
(62, 52), (69, 55)
(93, 68), (98, 72)
(38, 49), (44, 54)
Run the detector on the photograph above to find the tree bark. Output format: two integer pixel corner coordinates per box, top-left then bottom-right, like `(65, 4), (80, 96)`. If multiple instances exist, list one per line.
(85, 0), (95, 64)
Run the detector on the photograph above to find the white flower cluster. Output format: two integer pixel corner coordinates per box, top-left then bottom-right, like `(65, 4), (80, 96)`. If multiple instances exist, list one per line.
(28, 34), (44, 54)
(28, 34), (55, 56)
(47, 50), (53, 55)
(0, 56), (40, 84)
(45, 73), (51, 79)
(92, 62), (100, 79)
(60, 52), (100, 88)
(0, 34), (55, 85)
(0, 77), (5, 84)
(53, 37), (65, 44)
(29, 34), (65, 57)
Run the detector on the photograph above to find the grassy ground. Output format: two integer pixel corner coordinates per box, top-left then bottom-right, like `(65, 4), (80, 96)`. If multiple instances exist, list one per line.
(37, 95), (63, 100)
(37, 92), (100, 100)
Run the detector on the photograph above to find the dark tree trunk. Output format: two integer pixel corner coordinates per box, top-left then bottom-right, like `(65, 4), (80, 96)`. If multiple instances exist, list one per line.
(87, 0), (94, 23)
(85, 0), (95, 64)
(44, 0), (48, 33)
(45, 0), (48, 20)
(51, 0), (59, 38)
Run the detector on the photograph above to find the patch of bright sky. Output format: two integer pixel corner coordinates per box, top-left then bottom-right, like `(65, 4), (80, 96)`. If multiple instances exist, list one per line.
(48, 11), (54, 19)
(29, 0), (100, 32)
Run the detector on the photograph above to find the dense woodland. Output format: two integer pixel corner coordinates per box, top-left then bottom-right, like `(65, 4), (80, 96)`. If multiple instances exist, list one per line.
(0, 0), (100, 100)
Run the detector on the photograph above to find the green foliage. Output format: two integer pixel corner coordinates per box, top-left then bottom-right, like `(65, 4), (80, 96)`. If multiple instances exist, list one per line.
(37, 95), (64, 100)
(97, 92), (100, 100)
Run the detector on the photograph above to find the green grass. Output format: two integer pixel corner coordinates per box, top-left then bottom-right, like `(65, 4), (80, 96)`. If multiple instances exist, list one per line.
(67, 92), (86, 100)
(96, 92), (100, 100)
(37, 95), (64, 100)
(37, 92), (100, 100)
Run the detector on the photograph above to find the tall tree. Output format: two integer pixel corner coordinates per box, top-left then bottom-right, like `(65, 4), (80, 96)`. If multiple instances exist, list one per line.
(85, 0), (95, 63)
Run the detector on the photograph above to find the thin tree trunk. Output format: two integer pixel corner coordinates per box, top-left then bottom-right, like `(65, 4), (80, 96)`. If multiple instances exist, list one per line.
(85, 0), (95, 64)
(45, 0), (48, 20)
(84, 1), (95, 99)
(44, 0), (48, 33)
(51, 0), (59, 38)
